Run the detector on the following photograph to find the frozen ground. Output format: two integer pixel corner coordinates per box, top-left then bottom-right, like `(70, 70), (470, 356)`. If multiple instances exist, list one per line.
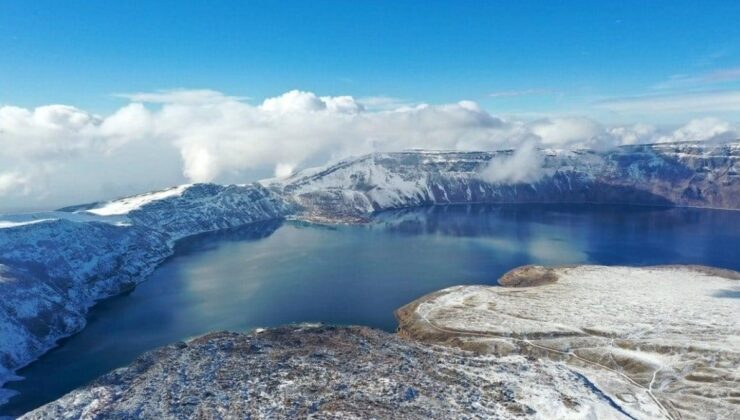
(396, 265), (740, 419)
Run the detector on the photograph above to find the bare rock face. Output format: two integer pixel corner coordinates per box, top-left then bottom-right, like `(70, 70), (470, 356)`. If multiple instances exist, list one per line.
(396, 265), (740, 420)
(22, 325), (632, 419)
(497, 265), (559, 287)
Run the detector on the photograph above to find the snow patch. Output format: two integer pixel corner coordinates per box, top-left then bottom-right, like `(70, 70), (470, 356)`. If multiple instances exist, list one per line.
(0, 219), (56, 229)
(87, 184), (192, 216)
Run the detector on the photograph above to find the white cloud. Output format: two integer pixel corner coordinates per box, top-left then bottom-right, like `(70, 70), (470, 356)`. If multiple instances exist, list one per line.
(356, 96), (412, 110)
(260, 90), (327, 113)
(595, 90), (740, 114)
(116, 89), (247, 104)
(652, 67), (740, 90)
(258, 90), (364, 114)
(0, 105), (99, 159)
(606, 124), (657, 145)
(529, 117), (608, 148)
(0, 172), (30, 195)
(478, 141), (542, 184)
(657, 117), (737, 143)
(488, 89), (552, 98)
(274, 163), (295, 178)
(0, 89), (737, 212)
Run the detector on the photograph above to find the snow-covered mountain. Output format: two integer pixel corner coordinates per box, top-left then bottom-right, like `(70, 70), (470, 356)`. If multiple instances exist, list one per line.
(267, 141), (739, 222)
(0, 140), (738, 405)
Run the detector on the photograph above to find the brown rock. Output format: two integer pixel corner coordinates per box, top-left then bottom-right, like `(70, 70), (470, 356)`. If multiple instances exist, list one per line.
(497, 265), (558, 287)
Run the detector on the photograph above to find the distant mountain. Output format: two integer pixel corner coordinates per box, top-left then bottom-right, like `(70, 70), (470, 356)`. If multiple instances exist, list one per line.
(266, 141), (740, 222)
(0, 140), (737, 405)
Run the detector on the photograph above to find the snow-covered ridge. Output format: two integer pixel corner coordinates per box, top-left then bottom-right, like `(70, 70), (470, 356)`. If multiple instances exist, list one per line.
(267, 141), (740, 221)
(0, 219), (55, 230)
(0, 183), (290, 404)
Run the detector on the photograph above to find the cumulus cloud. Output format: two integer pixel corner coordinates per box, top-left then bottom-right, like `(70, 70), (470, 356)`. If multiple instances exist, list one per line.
(0, 88), (737, 212)
(260, 90), (363, 114)
(478, 141), (543, 184)
(658, 117), (737, 143)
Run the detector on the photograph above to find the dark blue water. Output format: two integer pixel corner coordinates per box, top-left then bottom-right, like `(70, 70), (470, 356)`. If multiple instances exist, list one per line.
(2, 204), (739, 416)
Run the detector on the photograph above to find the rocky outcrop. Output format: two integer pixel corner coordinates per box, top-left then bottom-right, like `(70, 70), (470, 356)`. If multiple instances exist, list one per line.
(497, 265), (559, 287)
(396, 265), (740, 419)
(22, 325), (635, 419)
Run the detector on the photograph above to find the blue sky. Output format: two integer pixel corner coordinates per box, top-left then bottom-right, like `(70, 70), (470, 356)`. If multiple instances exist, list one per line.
(1, 1), (740, 212)
(2, 0), (740, 122)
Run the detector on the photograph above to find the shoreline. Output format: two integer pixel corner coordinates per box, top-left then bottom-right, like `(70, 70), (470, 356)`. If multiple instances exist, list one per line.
(19, 264), (740, 419)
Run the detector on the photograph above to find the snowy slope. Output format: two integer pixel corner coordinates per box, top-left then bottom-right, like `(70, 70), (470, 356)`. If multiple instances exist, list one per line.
(397, 265), (740, 419)
(0, 183), (290, 404)
(267, 141), (740, 221)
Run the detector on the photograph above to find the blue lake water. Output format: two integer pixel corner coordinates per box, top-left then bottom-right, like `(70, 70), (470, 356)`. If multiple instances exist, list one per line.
(2, 204), (739, 416)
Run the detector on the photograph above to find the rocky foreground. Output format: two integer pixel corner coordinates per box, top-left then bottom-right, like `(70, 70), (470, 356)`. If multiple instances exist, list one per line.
(23, 265), (740, 419)
(21, 326), (626, 419)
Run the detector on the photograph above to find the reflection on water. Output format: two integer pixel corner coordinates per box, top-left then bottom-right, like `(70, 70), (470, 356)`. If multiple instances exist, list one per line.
(373, 204), (739, 266)
(2, 204), (739, 416)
